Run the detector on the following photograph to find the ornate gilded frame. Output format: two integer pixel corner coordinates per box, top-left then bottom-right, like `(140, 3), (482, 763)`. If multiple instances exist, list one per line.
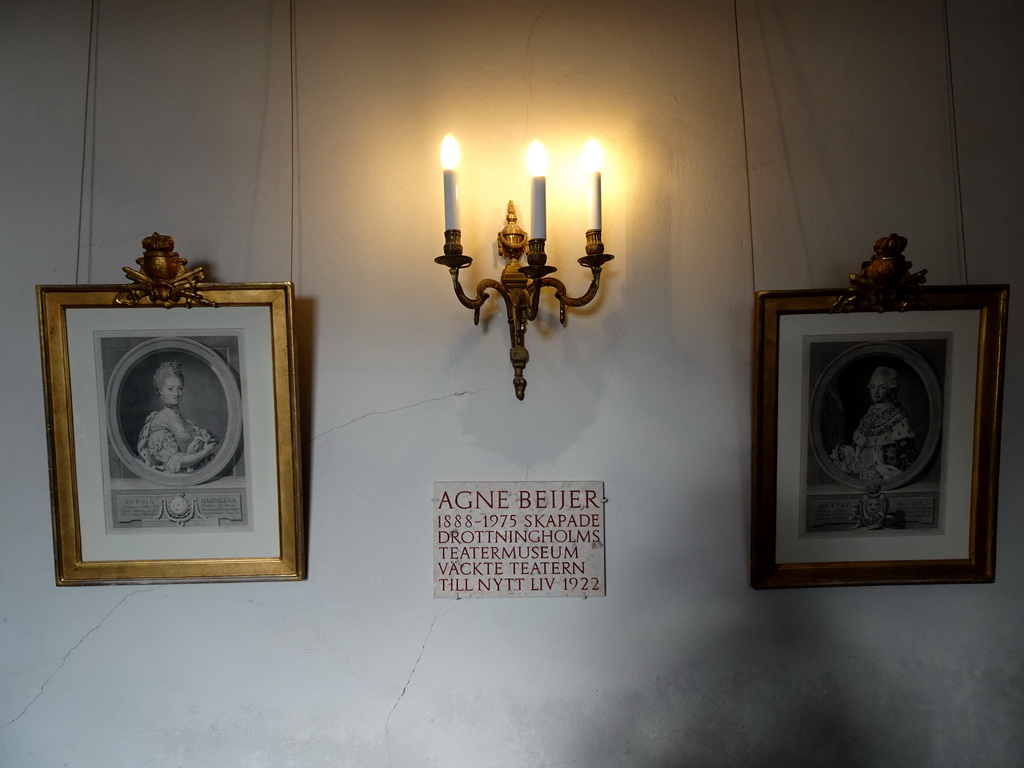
(38, 281), (304, 585)
(752, 285), (1008, 588)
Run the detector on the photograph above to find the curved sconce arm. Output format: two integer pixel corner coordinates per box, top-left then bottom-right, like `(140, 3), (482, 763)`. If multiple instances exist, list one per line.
(450, 270), (506, 326)
(534, 231), (614, 324)
(436, 230), (508, 325)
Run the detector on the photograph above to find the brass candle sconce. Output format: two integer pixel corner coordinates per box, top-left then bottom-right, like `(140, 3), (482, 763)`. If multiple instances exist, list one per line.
(435, 136), (615, 400)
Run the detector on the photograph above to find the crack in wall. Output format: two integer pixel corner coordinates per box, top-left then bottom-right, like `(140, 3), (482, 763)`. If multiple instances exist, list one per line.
(309, 387), (492, 444)
(384, 602), (458, 767)
(522, 0), (553, 142)
(1, 586), (162, 729)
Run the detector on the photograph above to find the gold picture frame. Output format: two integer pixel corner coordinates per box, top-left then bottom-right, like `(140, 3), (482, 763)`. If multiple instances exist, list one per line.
(38, 281), (305, 585)
(752, 284), (1008, 588)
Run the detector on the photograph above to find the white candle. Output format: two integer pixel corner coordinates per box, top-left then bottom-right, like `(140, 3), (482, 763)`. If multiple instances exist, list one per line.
(583, 138), (604, 231)
(440, 133), (460, 231)
(526, 139), (548, 240)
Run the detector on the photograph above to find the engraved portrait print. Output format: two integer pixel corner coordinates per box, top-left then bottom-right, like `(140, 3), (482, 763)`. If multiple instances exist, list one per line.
(138, 360), (219, 474)
(99, 333), (250, 532)
(805, 337), (946, 534)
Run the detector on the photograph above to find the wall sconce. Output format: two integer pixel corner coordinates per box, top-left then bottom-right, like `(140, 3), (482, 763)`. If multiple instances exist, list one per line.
(435, 135), (615, 400)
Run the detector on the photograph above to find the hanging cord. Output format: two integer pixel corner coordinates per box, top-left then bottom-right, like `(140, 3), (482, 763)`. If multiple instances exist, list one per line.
(75, 0), (99, 285)
(941, 0), (969, 284)
(732, 0), (756, 293)
(288, 0), (299, 286)
(74, 1), (299, 284)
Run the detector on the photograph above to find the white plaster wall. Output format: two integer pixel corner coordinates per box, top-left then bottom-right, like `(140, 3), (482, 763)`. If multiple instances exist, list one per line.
(1, 0), (1022, 765)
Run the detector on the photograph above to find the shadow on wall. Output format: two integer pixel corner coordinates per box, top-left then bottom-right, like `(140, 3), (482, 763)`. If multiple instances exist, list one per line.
(294, 294), (317, 546)
(447, 278), (626, 464)
(573, 589), (932, 767)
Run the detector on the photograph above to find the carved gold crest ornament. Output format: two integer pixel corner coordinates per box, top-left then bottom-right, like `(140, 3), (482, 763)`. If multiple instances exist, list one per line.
(832, 233), (928, 313)
(115, 232), (215, 308)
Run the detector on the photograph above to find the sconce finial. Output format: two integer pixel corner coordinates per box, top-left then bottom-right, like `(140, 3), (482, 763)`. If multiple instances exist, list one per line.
(504, 200), (517, 226)
(497, 201), (528, 263)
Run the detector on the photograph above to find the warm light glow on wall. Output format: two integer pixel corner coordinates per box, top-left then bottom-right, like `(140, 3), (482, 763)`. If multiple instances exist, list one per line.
(434, 134), (616, 400)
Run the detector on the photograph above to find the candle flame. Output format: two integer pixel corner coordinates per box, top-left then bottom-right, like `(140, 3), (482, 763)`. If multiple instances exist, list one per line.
(582, 138), (604, 173)
(440, 133), (460, 170)
(526, 139), (548, 177)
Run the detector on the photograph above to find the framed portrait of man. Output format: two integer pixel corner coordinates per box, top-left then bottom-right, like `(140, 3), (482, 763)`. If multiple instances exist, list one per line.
(38, 282), (304, 584)
(751, 284), (1008, 588)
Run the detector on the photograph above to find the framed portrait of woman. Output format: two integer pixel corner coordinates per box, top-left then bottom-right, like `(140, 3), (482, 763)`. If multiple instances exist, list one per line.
(751, 284), (1008, 588)
(38, 282), (304, 584)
